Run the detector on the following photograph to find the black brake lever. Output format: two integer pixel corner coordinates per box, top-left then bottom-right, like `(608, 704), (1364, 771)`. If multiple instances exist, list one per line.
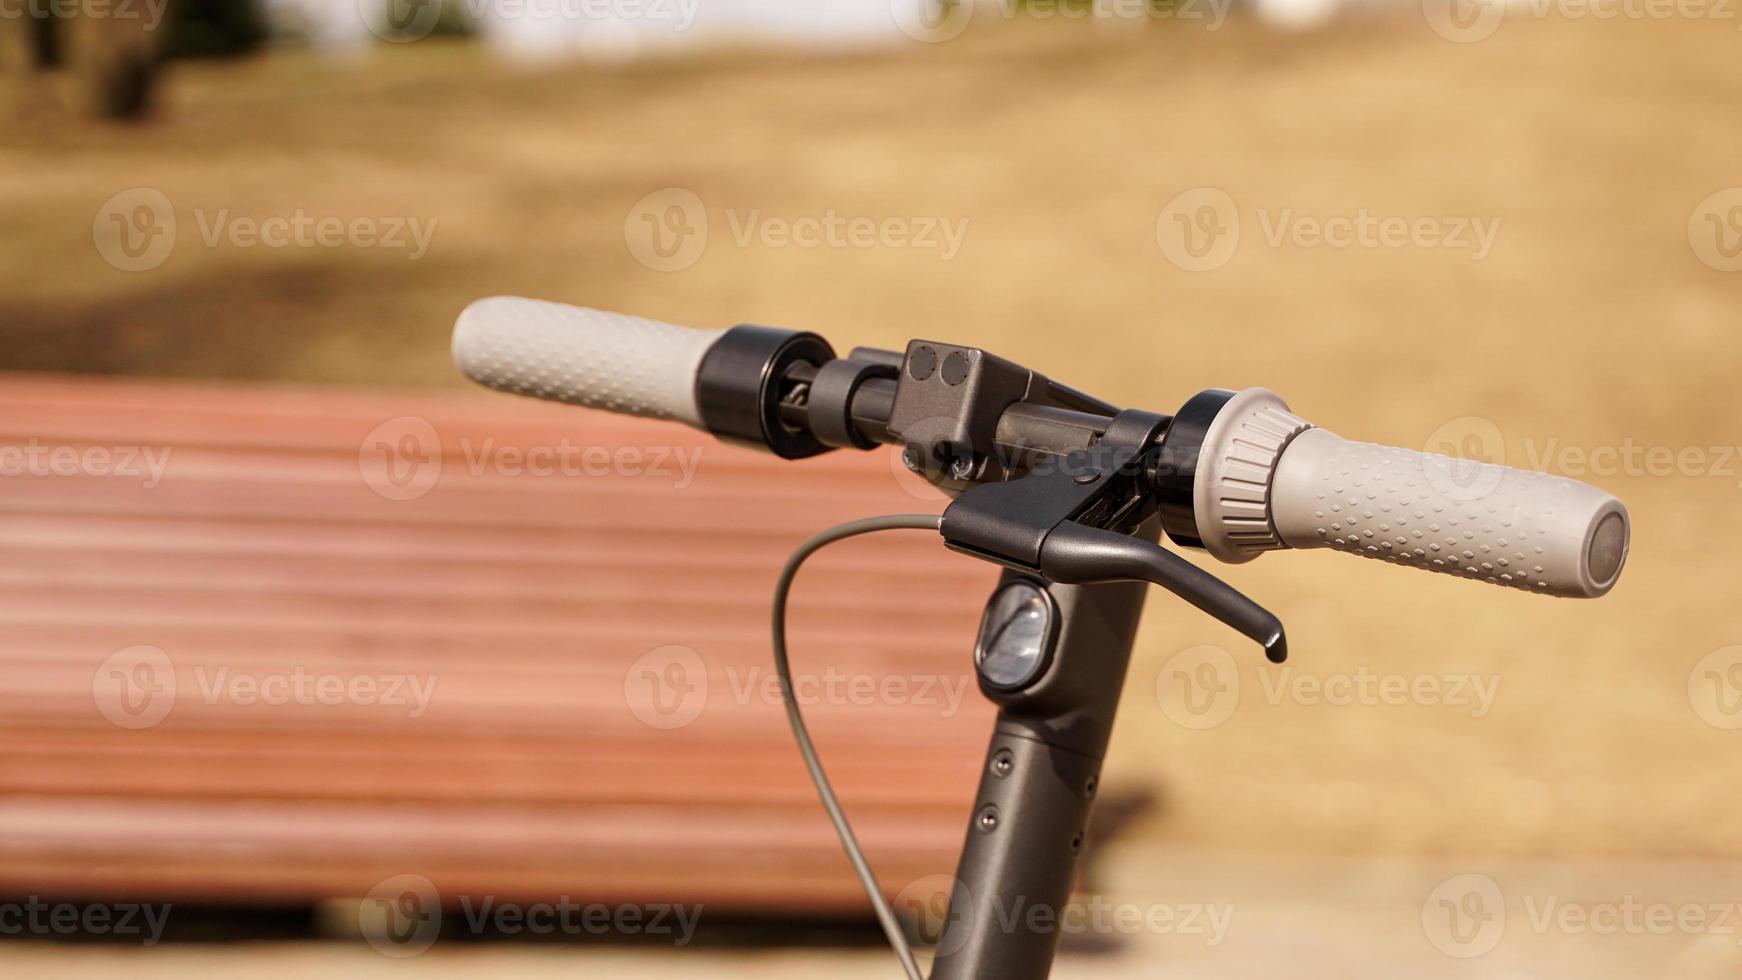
(938, 408), (1287, 664)
(1038, 521), (1287, 663)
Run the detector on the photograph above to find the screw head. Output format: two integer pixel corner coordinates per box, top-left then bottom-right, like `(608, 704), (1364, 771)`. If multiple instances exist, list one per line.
(976, 804), (1000, 833)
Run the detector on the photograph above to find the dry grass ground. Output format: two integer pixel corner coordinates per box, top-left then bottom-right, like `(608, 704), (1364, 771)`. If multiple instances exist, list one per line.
(4, 852), (1740, 977)
(2, 0), (1740, 887)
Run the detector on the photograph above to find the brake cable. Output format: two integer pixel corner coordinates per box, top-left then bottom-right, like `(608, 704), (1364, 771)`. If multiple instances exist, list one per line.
(772, 514), (942, 980)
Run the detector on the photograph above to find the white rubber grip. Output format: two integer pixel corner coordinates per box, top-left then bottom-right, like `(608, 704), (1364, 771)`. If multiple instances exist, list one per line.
(1269, 428), (1629, 598)
(452, 296), (726, 426)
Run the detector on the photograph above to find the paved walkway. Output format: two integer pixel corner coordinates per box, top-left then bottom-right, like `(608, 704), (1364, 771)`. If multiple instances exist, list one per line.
(4, 851), (1736, 978)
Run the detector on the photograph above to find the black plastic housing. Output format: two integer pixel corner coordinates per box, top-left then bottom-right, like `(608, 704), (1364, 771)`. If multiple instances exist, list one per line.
(694, 325), (836, 459)
(1151, 387), (1235, 551)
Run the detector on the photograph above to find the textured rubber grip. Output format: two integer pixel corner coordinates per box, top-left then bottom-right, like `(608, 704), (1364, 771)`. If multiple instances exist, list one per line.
(452, 296), (727, 426)
(1268, 428), (1629, 598)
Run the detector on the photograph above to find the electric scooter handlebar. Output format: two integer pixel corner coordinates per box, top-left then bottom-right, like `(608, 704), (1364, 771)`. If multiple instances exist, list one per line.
(453, 296), (727, 426)
(453, 296), (1629, 598)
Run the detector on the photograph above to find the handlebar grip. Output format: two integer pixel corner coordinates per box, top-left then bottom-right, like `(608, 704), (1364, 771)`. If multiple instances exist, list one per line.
(452, 296), (726, 426)
(1268, 427), (1629, 597)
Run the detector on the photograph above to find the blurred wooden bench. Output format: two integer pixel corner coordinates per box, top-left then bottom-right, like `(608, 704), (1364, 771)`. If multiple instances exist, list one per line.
(0, 373), (997, 910)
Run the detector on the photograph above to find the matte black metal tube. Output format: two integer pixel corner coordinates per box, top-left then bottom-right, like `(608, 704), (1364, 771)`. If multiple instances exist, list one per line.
(843, 381), (1120, 462)
(929, 536), (1154, 980)
(847, 377), (898, 446)
(927, 729), (1102, 980)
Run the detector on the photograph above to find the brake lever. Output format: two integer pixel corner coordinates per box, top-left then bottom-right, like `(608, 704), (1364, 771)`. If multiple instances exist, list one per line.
(938, 408), (1288, 663)
(1038, 522), (1286, 663)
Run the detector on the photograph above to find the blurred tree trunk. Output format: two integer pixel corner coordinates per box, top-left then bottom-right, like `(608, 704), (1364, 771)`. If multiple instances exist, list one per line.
(64, 7), (167, 119)
(0, 5), (169, 121)
(0, 12), (50, 117)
